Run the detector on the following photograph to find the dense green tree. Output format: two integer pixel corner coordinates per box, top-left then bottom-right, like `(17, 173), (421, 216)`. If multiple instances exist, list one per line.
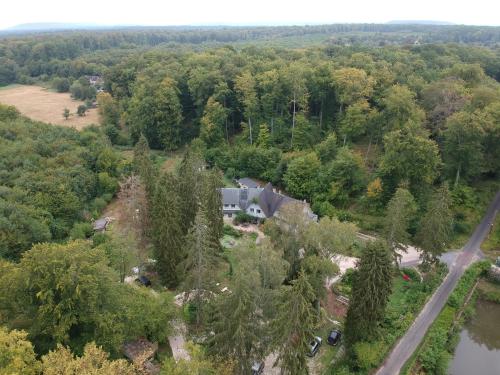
(128, 77), (183, 150)
(345, 240), (393, 352)
(41, 343), (136, 375)
(0, 241), (173, 356)
(339, 99), (376, 143)
(0, 327), (39, 375)
(384, 187), (417, 261)
(320, 147), (367, 205)
(271, 271), (317, 375)
(97, 92), (120, 127)
(133, 134), (155, 198)
(63, 108), (70, 120)
(482, 102), (500, 174)
(200, 169), (224, 250)
(151, 172), (184, 287)
(200, 96), (228, 147)
(416, 184), (454, 263)
(443, 110), (486, 185)
(76, 104), (87, 117)
(177, 149), (205, 235)
(379, 127), (441, 198)
(208, 271), (263, 374)
(235, 71), (259, 145)
(257, 123), (271, 148)
(314, 132), (338, 163)
(332, 67), (374, 114)
(283, 152), (320, 200)
(179, 208), (220, 325)
(381, 85), (425, 133)
(304, 216), (358, 257)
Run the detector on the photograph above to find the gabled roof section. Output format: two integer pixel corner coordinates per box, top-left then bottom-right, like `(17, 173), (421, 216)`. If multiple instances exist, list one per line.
(258, 183), (285, 218)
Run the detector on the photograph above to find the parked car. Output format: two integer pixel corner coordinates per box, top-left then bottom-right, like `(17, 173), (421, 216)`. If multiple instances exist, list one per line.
(251, 361), (265, 375)
(307, 336), (322, 357)
(135, 275), (151, 287)
(327, 329), (342, 346)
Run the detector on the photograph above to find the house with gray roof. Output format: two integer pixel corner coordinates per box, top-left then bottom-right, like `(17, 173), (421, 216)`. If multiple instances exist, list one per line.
(221, 182), (317, 221)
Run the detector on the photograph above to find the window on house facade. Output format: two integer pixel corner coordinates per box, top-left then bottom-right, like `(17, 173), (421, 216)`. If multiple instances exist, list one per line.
(257, 209), (261, 214)
(224, 204), (229, 208)
(250, 208), (254, 212)
(231, 204), (236, 208)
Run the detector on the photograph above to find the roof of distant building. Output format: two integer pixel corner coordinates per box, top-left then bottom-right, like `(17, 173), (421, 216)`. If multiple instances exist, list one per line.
(236, 177), (260, 188)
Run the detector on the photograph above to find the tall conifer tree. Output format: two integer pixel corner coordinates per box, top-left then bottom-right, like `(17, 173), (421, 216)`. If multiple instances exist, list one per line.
(271, 271), (317, 375)
(345, 240), (393, 352)
(151, 172), (183, 287)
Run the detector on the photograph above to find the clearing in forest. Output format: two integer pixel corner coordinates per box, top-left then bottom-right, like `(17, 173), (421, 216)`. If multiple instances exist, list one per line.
(0, 85), (99, 129)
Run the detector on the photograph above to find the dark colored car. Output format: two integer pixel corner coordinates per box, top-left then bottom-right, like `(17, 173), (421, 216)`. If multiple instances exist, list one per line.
(251, 361), (265, 375)
(327, 329), (342, 346)
(307, 336), (322, 357)
(135, 275), (152, 287)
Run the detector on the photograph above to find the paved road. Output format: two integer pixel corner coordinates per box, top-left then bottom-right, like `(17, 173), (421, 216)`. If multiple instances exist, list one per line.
(376, 191), (500, 375)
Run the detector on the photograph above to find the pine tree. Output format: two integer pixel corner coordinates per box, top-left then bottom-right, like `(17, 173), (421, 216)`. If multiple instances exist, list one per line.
(345, 240), (393, 352)
(272, 271), (317, 375)
(416, 183), (453, 263)
(208, 271), (263, 374)
(177, 149), (204, 235)
(384, 187), (417, 263)
(151, 172), (183, 287)
(179, 207), (219, 325)
(201, 169), (224, 250)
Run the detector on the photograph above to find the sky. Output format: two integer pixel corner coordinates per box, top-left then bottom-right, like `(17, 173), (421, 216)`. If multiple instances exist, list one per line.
(1, 0), (500, 29)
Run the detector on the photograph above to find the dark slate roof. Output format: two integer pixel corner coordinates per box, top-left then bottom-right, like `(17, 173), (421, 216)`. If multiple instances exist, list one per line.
(93, 218), (108, 231)
(221, 188), (240, 205)
(221, 187), (264, 209)
(258, 183), (285, 217)
(237, 177), (260, 188)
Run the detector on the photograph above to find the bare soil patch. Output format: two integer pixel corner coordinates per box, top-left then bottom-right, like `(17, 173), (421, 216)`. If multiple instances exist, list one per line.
(322, 289), (348, 319)
(0, 85), (100, 129)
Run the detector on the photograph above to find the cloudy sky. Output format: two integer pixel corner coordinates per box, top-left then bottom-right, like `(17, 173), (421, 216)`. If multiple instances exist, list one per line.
(1, 0), (499, 29)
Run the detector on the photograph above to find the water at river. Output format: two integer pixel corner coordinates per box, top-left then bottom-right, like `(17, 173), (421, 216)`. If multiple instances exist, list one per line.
(448, 300), (500, 375)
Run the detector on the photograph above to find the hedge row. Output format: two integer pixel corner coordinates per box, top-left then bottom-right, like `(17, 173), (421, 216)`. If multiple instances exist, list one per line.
(405, 260), (491, 375)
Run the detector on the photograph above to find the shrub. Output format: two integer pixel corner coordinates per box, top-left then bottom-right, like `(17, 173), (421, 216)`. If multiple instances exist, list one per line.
(69, 222), (93, 239)
(400, 267), (421, 282)
(233, 212), (254, 225)
(223, 224), (242, 238)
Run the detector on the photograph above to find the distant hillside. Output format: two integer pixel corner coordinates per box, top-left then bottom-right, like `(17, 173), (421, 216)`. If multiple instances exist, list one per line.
(387, 20), (455, 25)
(6, 22), (112, 31)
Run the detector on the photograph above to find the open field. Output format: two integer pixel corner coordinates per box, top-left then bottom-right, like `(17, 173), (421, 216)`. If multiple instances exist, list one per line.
(0, 85), (99, 129)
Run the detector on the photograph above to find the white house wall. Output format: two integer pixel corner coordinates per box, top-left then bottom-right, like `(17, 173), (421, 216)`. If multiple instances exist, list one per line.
(246, 203), (266, 219)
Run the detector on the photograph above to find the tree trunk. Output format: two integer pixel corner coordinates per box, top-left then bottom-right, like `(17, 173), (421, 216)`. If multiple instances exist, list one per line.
(455, 164), (461, 187)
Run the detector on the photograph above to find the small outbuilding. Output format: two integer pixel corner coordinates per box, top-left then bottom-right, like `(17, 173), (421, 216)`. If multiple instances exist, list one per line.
(93, 218), (109, 232)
